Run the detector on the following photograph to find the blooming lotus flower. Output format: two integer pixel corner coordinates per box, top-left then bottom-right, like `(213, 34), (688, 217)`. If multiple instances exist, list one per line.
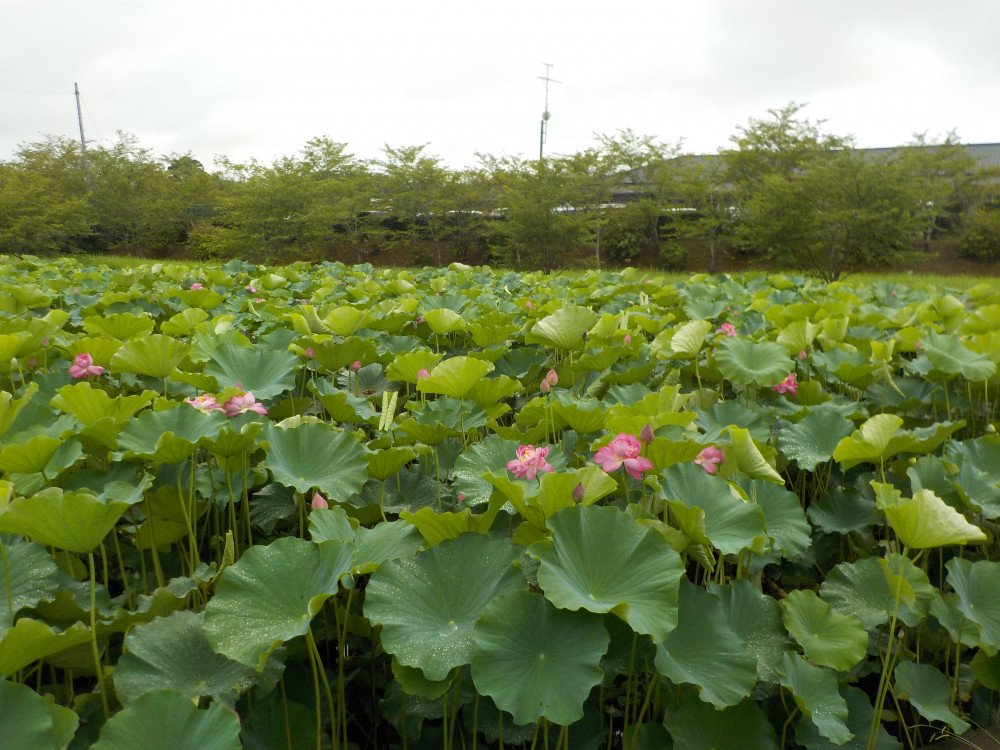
(189, 282), (203, 290)
(772, 373), (798, 396)
(68, 352), (104, 379)
(716, 323), (737, 337)
(694, 445), (725, 474)
(593, 433), (654, 480)
(186, 394), (224, 413)
(311, 493), (329, 510)
(254, 298), (265, 303)
(222, 391), (267, 417)
(506, 445), (554, 480)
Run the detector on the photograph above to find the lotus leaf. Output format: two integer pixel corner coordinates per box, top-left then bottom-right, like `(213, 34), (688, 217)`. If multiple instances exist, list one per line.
(91, 690), (241, 750)
(779, 652), (852, 745)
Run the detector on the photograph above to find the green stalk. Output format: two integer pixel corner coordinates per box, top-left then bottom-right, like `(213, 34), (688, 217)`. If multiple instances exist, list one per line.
(0, 536), (13, 624)
(143, 497), (166, 588)
(110, 528), (134, 610)
(305, 630), (323, 750)
(306, 627), (338, 750)
(88, 552), (111, 720)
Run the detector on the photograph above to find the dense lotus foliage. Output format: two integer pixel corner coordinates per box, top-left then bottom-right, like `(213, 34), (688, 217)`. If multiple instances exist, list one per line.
(1, 254), (1000, 749)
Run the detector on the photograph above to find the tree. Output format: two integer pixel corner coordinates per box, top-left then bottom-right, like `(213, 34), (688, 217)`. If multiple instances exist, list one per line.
(668, 155), (734, 272)
(561, 147), (618, 266)
(739, 147), (920, 280)
(0, 136), (91, 255)
(376, 144), (450, 265)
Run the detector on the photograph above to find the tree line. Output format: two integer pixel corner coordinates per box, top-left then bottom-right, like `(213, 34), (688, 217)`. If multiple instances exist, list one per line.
(1, 103), (997, 279)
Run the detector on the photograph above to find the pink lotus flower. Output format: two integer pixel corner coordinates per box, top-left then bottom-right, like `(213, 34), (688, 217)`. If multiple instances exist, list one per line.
(304, 347), (315, 359)
(68, 352), (104, 378)
(623, 333), (632, 344)
(254, 298), (265, 303)
(457, 493), (466, 504)
(525, 300), (532, 309)
(572, 483), (585, 502)
(798, 350), (808, 360)
(222, 391), (268, 417)
(245, 284), (257, 292)
(417, 368), (430, 380)
(640, 423), (655, 445)
(189, 282), (203, 290)
(772, 373), (798, 396)
(593, 433), (654, 480)
(350, 360), (362, 371)
(185, 394), (224, 413)
(506, 445), (554, 480)
(540, 379), (551, 394)
(546, 369), (558, 386)
(716, 323), (737, 337)
(311, 493), (329, 510)
(694, 445), (725, 474)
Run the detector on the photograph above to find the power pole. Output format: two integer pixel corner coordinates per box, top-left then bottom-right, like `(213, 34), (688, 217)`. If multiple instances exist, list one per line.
(538, 63), (560, 162)
(74, 82), (91, 190)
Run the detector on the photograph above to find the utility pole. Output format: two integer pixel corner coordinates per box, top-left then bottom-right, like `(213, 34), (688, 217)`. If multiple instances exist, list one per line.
(74, 82), (91, 190)
(538, 63), (560, 162)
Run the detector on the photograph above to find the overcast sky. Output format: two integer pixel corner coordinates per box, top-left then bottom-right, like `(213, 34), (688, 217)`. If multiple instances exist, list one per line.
(2, 1), (998, 172)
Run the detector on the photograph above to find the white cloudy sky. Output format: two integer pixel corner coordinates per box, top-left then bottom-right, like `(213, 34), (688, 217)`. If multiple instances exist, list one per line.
(2, 1), (998, 171)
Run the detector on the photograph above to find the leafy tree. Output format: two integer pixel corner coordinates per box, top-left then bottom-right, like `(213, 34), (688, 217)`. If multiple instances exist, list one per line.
(376, 144), (450, 265)
(0, 136), (91, 254)
(668, 155), (734, 272)
(561, 147), (618, 266)
(959, 205), (1000, 261)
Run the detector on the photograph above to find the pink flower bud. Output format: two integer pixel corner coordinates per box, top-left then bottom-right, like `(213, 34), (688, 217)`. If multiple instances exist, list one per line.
(623, 333), (632, 344)
(572, 483), (585, 502)
(798, 350), (807, 360)
(540, 379), (551, 394)
(304, 347), (315, 359)
(914, 340), (922, 351)
(640, 423), (655, 445)
(41, 338), (49, 347)
(350, 360), (361, 371)
(457, 493), (466, 503)
(525, 300), (532, 309)
(417, 368), (430, 380)
(311, 493), (329, 510)
(546, 369), (558, 386)
(27, 357), (37, 368)
(190, 282), (203, 290)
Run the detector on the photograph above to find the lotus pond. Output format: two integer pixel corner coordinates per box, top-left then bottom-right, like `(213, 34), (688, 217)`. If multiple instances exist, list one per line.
(1, 256), (999, 749)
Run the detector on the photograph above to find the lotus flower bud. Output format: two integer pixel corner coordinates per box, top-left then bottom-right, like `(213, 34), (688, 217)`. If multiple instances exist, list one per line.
(798, 350), (807, 360)
(540, 379), (550, 394)
(546, 369), (558, 386)
(304, 347), (315, 359)
(417, 368), (430, 380)
(311, 493), (329, 510)
(350, 360), (361, 371)
(525, 300), (532, 309)
(640, 423), (655, 445)
(572, 483), (585, 502)
(623, 333), (632, 344)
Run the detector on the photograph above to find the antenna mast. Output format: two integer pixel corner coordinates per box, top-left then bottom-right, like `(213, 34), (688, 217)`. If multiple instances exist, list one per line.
(538, 63), (561, 162)
(74, 82), (91, 190)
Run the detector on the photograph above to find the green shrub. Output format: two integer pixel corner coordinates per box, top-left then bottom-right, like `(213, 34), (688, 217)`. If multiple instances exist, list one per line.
(959, 206), (1000, 261)
(659, 240), (689, 270)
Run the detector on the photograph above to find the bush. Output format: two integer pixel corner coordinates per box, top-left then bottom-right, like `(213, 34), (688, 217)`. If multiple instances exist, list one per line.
(602, 205), (649, 263)
(659, 241), (689, 270)
(959, 207), (1000, 261)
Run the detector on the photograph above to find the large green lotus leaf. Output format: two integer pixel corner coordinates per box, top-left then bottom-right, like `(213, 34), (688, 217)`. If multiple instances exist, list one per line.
(820, 555), (932, 630)
(893, 661), (970, 735)
(664, 688), (778, 750)
(728, 426), (783, 483)
(367, 446), (417, 481)
(529, 505), (685, 642)
(776, 319), (820, 355)
(0, 434), (61, 475)
(921, 330), (997, 381)
(710, 579), (794, 683)
(0, 488), (135, 553)
(946, 558), (1000, 654)
(384, 351), (445, 384)
(203, 422), (263, 460)
(364, 533), (524, 680)
(423, 307), (465, 335)
(749, 480), (811, 559)
(779, 652), (852, 746)
(0, 618), (92, 676)
(778, 408), (855, 471)
(833, 413), (904, 469)
(525, 305), (599, 351)
(948, 436), (1000, 518)
(353, 521), (424, 574)
(669, 319), (713, 358)
(795, 684), (902, 750)
(308, 506), (357, 544)
(110, 334), (190, 379)
(808, 487), (878, 534)
(322, 305), (370, 336)
(0, 677), (72, 750)
(203, 343), (298, 400)
(661, 463), (768, 557)
(159, 307), (209, 336)
(261, 422), (368, 499)
(715, 336), (793, 387)
(782, 589), (867, 671)
(884, 489), (986, 549)
(416, 356), (494, 399)
(302, 336), (380, 374)
(654, 580), (757, 708)
(50, 382), (156, 427)
(0, 535), (60, 633)
(307, 381), (378, 424)
(0, 383), (38, 441)
(464, 375), (521, 410)
(549, 399), (607, 435)
(452, 437), (523, 506)
(471, 589), (608, 726)
(91, 689), (241, 750)
(83, 312), (154, 340)
(115, 610), (270, 708)
(204, 536), (355, 669)
(62, 336), (122, 367)
(117, 404), (227, 463)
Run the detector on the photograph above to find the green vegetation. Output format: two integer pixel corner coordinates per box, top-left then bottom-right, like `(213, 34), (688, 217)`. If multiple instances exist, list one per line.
(2, 105), (996, 278)
(1, 257), (1000, 748)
